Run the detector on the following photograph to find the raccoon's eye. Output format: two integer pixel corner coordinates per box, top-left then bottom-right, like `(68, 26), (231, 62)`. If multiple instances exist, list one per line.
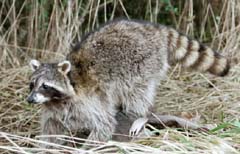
(29, 82), (34, 91)
(42, 83), (51, 90)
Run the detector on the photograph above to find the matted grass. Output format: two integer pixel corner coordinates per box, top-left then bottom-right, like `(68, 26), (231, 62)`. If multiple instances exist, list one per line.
(0, 0), (240, 153)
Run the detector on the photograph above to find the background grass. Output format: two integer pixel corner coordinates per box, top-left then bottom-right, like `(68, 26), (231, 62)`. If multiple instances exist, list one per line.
(0, 0), (240, 153)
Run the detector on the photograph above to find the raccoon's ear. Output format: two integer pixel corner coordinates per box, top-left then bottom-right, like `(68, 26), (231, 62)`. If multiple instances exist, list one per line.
(58, 60), (71, 75)
(29, 59), (41, 71)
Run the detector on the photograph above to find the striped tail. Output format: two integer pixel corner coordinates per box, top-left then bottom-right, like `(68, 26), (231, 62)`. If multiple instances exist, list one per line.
(167, 28), (230, 76)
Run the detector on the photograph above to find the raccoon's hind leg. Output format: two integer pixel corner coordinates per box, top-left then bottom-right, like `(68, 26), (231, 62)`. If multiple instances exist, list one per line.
(121, 79), (158, 137)
(122, 79), (158, 117)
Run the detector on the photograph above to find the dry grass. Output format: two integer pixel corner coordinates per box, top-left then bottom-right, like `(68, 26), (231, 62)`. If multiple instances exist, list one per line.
(0, 0), (240, 153)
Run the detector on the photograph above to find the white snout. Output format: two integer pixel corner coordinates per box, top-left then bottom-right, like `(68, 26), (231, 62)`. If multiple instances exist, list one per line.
(34, 93), (50, 104)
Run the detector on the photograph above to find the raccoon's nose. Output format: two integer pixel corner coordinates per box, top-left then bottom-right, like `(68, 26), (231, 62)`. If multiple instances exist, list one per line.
(27, 95), (36, 104)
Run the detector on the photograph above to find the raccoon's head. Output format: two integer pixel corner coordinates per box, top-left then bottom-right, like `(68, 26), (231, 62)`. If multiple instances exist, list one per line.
(27, 59), (75, 104)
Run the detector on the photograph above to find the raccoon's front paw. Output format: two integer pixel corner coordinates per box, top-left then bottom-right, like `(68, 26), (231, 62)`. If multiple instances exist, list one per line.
(129, 118), (148, 136)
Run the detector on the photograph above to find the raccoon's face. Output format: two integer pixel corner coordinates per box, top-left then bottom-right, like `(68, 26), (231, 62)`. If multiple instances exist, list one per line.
(27, 59), (75, 104)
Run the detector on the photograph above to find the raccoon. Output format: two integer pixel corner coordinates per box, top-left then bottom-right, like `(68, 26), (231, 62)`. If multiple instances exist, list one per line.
(27, 19), (230, 144)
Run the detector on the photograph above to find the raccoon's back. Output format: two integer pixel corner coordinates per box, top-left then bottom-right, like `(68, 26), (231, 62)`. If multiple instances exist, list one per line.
(68, 20), (169, 82)
(68, 19), (230, 84)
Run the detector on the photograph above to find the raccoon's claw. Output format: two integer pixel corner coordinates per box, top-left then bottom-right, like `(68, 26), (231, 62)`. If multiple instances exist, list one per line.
(129, 118), (148, 136)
